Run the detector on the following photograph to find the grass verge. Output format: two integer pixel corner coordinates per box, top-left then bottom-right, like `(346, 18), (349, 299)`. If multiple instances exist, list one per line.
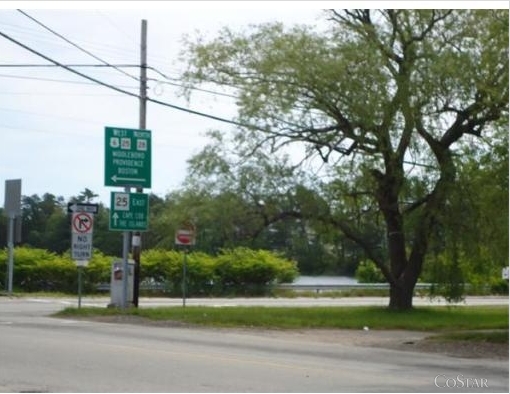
(55, 305), (508, 332)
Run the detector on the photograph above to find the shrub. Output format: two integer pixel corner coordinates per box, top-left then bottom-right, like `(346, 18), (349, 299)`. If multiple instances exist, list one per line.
(8, 247), (75, 292)
(83, 250), (116, 292)
(1, 246), (299, 296)
(355, 260), (386, 283)
(214, 248), (298, 295)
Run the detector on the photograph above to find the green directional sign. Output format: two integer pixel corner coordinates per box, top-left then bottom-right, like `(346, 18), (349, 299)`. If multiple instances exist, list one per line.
(104, 126), (151, 188)
(109, 192), (149, 231)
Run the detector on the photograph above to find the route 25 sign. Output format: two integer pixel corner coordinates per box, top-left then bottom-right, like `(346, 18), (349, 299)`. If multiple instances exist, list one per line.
(109, 192), (149, 231)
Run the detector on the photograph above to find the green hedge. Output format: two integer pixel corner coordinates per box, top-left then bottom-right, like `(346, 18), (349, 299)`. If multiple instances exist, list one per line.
(355, 260), (386, 283)
(140, 247), (298, 296)
(0, 246), (299, 296)
(0, 248), (114, 293)
(214, 248), (298, 295)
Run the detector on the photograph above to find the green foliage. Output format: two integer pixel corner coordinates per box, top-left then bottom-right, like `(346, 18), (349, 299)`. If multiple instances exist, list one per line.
(214, 248), (298, 294)
(141, 249), (216, 295)
(1, 246), (297, 296)
(424, 251), (465, 303)
(0, 247), (74, 292)
(0, 247), (116, 293)
(84, 250), (115, 291)
(355, 260), (386, 283)
(141, 249), (181, 284)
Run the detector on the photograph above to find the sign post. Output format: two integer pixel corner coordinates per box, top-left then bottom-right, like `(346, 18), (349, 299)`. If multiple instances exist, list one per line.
(71, 212), (94, 308)
(4, 179), (21, 295)
(77, 263), (85, 309)
(175, 222), (196, 307)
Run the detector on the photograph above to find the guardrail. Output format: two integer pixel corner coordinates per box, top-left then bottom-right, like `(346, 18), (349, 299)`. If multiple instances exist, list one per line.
(276, 283), (433, 293)
(96, 282), (434, 293)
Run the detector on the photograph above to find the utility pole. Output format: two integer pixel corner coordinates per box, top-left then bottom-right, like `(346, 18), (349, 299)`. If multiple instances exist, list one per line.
(132, 19), (147, 307)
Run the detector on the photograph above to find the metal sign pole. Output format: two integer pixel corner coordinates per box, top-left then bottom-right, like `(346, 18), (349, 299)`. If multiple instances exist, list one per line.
(7, 214), (14, 294)
(78, 266), (83, 309)
(182, 248), (187, 308)
(4, 179), (21, 294)
(122, 231), (129, 308)
(122, 187), (130, 309)
(133, 18), (148, 309)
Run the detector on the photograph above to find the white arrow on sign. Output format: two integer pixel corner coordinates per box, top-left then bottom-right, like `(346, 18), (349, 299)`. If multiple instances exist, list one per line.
(68, 203), (99, 214)
(112, 212), (119, 226)
(111, 175), (146, 184)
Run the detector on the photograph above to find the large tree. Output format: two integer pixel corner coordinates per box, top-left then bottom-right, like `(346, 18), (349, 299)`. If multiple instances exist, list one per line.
(180, 9), (508, 309)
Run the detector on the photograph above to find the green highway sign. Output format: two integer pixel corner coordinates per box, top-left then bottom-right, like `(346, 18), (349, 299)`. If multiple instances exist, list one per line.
(104, 126), (151, 188)
(109, 192), (149, 231)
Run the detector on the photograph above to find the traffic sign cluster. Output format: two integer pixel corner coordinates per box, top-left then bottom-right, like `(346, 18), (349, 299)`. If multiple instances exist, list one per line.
(104, 126), (151, 232)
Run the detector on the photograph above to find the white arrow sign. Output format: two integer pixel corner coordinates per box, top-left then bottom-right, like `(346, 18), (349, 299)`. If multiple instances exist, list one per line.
(111, 175), (147, 184)
(112, 212), (119, 226)
(67, 203), (99, 214)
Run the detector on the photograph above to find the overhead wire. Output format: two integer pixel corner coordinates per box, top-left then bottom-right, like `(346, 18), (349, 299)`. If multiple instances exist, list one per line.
(148, 76), (238, 99)
(0, 72), (139, 89)
(0, 62), (238, 99)
(17, 9), (141, 83)
(0, 29), (253, 129)
(0, 63), (140, 68)
(0, 72), (100, 85)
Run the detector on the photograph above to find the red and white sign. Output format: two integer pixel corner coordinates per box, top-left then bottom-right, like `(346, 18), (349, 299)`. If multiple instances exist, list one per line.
(71, 212), (94, 262)
(175, 229), (195, 246)
(72, 212), (93, 234)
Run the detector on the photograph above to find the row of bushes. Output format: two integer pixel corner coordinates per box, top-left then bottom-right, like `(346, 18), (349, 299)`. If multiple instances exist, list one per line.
(0, 247), (299, 296)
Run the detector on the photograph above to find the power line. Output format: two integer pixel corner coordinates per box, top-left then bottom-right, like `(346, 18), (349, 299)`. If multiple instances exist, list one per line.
(145, 64), (239, 99)
(1, 18), (152, 69)
(95, 10), (137, 43)
(0, 63), (140, 68)
(148, 77), (238, 99)
(17, 9), (140, 83)
(0, 72), (139, 89)
(0, 91), (125, 97)
(0, 72), (97, 85)
(0, 62), (238, 99)
(0, 29), (252, 129)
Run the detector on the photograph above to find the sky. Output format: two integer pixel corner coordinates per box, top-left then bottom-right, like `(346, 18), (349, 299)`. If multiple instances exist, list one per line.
(0, 1), (505, 208)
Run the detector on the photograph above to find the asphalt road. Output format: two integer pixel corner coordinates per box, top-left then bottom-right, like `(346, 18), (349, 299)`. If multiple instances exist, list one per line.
(0, 297), (508, 392)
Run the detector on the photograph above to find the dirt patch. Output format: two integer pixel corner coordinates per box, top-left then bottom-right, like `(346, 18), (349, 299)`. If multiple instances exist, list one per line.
(255, 328), (509, 359)
(389, 336), (509, 360)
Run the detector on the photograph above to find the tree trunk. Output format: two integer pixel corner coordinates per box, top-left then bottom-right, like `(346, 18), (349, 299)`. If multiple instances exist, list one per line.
(388, 281), (415, 310)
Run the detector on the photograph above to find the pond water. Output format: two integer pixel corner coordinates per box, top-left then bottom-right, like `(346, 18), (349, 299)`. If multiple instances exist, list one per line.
(292, 275), (358, 285)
